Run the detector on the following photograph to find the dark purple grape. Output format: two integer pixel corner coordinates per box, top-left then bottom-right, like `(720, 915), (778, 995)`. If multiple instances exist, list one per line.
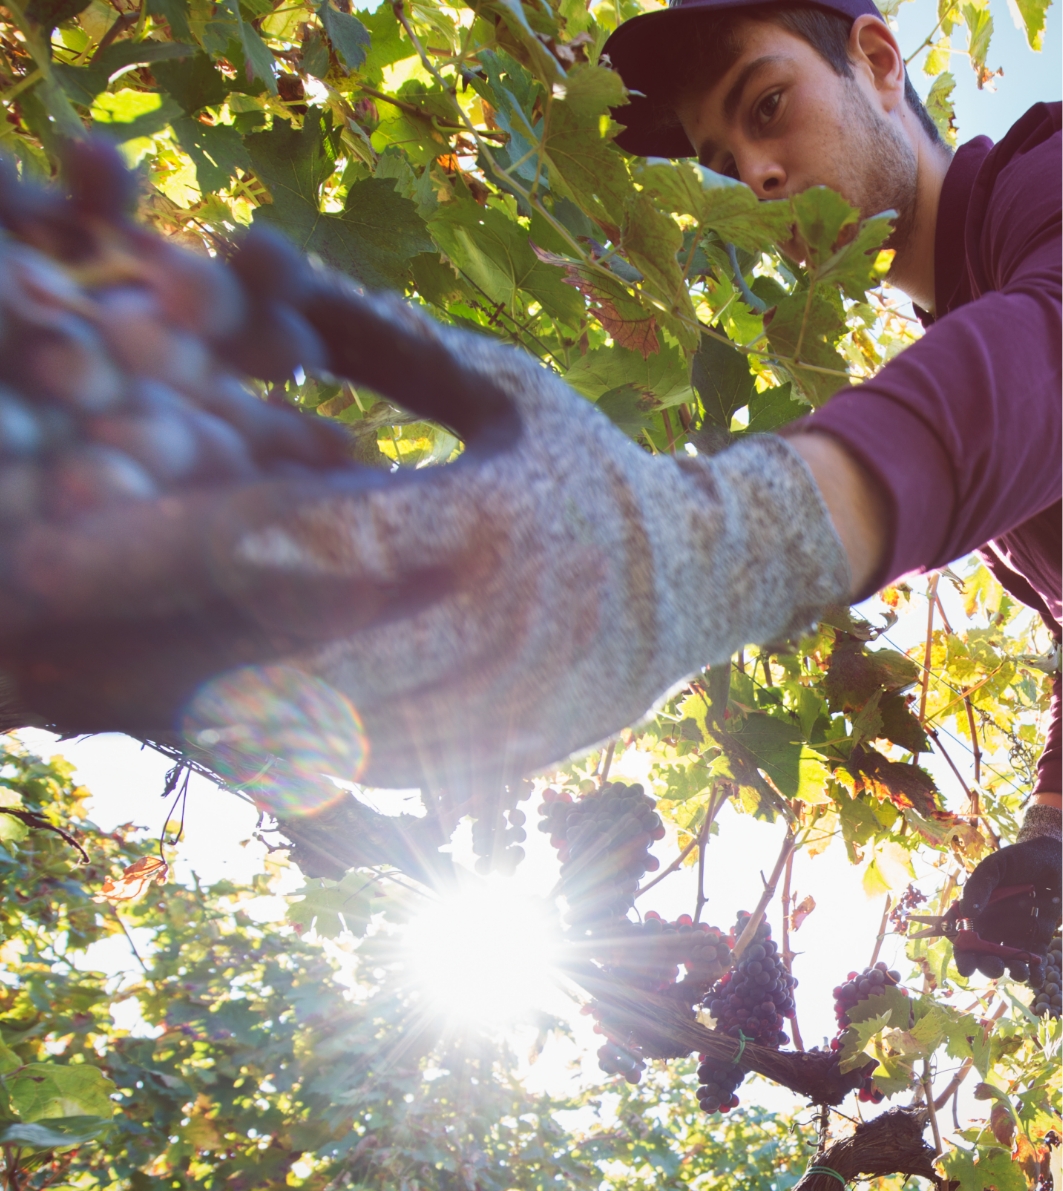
(46, 444), (158, 517)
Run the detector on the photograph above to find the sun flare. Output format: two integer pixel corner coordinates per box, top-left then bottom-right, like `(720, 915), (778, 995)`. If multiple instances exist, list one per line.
(403, 880), (561, 1027)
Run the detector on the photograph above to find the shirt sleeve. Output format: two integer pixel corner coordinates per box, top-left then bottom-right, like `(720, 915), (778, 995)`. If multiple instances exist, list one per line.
(792, 131), (1062, 600)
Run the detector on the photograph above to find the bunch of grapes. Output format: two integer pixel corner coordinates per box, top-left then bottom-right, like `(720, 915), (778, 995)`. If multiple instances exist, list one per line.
(538, 782), (664, 925)
(1031, 934), (1062, 1019)
(0, 147), (351, 535)
(470, 780), (531, 875)
(696, 912), (795, 1115)
(829, 962), (906, 1102)
(590, 912), (732, 1000)
(595, 1035), (646, 1085)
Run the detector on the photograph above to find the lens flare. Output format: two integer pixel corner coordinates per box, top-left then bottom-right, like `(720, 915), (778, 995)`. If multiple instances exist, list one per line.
(183, 664), (367, 816)
(403, 880), (561, 1027)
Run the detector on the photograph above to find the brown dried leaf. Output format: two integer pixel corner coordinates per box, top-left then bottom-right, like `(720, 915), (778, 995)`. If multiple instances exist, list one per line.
(95, 855), (168, 903)
(790, 894), (816, 932)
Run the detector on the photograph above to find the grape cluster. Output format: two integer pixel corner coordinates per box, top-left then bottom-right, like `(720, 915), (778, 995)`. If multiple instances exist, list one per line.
(595, 1036), (646, 1085)
(1031, 934), (1062, 1019)
(470, 780), (531, 875)
(538, 782), (664, 925)
(0, 144), (352, 535)
(829, 962), (906, 1103)
(696, 912), (795, 1115)
(589, 912), (732, 1000)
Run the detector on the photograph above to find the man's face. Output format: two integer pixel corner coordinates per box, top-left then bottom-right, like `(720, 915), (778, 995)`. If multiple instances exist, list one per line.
(675, 19), (917, 253)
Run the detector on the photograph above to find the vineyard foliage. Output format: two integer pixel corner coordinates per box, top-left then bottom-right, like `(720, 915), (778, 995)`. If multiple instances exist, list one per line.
(0, 0), (1059, 1181)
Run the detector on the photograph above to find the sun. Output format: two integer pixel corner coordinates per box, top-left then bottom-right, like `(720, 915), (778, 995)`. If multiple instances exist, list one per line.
(402, 877), (561, 1028)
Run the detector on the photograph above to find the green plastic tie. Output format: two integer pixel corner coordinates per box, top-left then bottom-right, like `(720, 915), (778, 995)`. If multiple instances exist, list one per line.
(730, 1029), (751, 1065)
(806, 1167), (848, 1186)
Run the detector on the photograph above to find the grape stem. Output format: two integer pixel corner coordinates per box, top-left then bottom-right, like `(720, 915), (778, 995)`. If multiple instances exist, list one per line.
(867, 893), (892, 970)
(932, 1055), (973, 1111)
(730, 827), (797, 964)
(780, 848), (805, 1051)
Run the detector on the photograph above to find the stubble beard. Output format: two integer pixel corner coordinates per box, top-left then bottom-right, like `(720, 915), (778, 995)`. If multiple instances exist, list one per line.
(841, 79), (919, 255)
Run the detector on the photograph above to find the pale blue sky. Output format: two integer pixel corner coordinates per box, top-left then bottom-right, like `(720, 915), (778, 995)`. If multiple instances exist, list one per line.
(897, 0), (1061, 142)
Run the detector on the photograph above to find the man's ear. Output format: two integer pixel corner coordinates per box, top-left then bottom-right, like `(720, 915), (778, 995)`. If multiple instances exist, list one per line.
(848, 15), (906, 111)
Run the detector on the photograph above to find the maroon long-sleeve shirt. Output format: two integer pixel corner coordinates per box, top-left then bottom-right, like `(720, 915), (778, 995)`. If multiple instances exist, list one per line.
(798, 101), (1062, 794)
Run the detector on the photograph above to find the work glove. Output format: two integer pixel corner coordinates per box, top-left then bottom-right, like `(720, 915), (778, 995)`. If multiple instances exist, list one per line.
(0, 144), (851, 798)
(948, 804), (1062, 980)
(182, 284), (851, 795)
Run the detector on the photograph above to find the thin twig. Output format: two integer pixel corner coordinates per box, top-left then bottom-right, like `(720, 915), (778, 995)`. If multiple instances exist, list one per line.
(693, 791), (716, 924)
(922, 1060), (943, 1161)
(636, 788), (730, 900)
(933, 1055), (973, 1110)
(597, 740), (617, 787)
(964, 696), (981, 789)
(868, 893), (891, 970)
(780, 848), (805, 1050)
(730, 828), (797, 963)
(0, 808), (89, 863)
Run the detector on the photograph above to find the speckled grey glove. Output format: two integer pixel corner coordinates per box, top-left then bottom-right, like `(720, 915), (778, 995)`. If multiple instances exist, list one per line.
(187, 295), (850, 794)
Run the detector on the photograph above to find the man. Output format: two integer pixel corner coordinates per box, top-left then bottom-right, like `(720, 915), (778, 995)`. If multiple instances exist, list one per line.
(603, 0), (1061, 965)
(0, 0), (1057, 962)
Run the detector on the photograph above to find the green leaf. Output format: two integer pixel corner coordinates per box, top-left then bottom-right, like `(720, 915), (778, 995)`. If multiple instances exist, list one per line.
(791, 186), (858, 266)
(0, 1115), (110, 1151)
(878, 692), (928, 753)
(940, 1147), (1028, 1191)
(90, 89), (184, 142)
(926, 72), (958, 145)
(764, 281), (849, 407)
(248, 111), (432, 290)
(637, 160), (793, 254)
(815, 211), (894, 301)
(563, 341), (691, 406)
(287, 872), (376, 938)
(961, 2), (994, 78)
(147, 0), (193, 41)
(319, 1), (370, 70)
(1009, 0), (1050, 49)
(691, 330), (754, 431)
(595, 384), (657, 437)
(302, 31), (330, 79)
(621, 193), (693, 344)
(0, 812), (28, 844)
(152, 52), (227, 113)
(729, 711), (801, 798)
(172, 115), (250, 192)
(0, 1040), (21, 1074)
(541, 66), (631, 228)
(430, 198), (581, 324)
(57, 43), (194, 108)
(7, 1064), (116, 1122)
(837, 1009), (892, 1073)
(743, 382), (807, 434)
(25, 0), (89, 29)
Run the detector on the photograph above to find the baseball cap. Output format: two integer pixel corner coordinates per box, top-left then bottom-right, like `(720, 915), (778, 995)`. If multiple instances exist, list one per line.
(602, 0), (884, 157)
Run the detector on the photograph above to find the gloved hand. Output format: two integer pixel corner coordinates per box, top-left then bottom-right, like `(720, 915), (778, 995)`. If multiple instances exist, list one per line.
(949, 804), (1062, 980)
(0, 146), (851, 796)
(181, 287), (851, 794)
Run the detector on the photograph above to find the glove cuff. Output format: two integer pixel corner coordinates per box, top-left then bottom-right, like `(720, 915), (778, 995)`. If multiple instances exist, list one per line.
(1016, 803), (1062, 844)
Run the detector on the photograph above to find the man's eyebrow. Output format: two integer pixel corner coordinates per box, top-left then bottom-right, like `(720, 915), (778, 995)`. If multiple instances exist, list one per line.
(722, 55), (784, 122)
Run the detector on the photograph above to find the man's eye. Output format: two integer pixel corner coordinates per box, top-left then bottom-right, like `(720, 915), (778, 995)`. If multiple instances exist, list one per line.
(755, 93), (780, 124)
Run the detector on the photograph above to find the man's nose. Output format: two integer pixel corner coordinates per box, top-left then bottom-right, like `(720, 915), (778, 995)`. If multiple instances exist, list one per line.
(737, 153), (787, 198)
